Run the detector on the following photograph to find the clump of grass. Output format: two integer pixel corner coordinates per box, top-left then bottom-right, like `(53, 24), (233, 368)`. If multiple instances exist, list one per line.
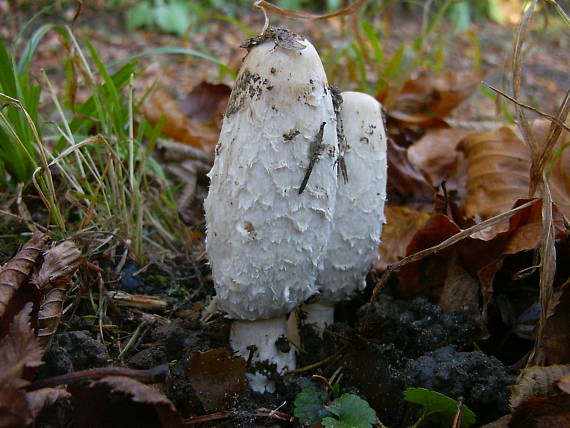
(1, 24), (186, 263)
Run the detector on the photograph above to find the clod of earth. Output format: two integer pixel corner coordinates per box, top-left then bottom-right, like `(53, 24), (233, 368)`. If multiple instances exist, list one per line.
(204, 28), (338, 393)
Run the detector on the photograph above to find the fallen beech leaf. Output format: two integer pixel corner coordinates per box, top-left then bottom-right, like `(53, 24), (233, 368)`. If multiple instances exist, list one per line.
(387, 138), (434, 204)
(35, 241), (82, 348)
(180, 81), (231, 124)
(0, 232), (50, 322)
(0, 304), (45, 427)
(386, 70), (485, 126)
(142, 89), (218, 151)
(510, 365), (570, 409)
(187, 348), (247, 412)
(70, 376), (184, 428)
(439, 253), (480, 315)
(0, 387), (29, 427)
(398, 214), (461, 299)
(376, 206), (430, 271)
(0, 303), (43, 388)
(543, 283), (570, 364)
(460, 126), (531, 219)
(407, 127), (472, 191)
(511, 394), (570, 427)
(461, 121), (570, 220)
(26, 388), (70, 421)
(396, 200), (561, 303)
(558, 374), (570, 394)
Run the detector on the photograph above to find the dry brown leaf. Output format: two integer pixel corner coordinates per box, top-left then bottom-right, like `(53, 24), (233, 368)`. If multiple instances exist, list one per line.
(386, 70), (485, 126)
(0, 304), (46, 427)
(543, 283), (570, 364)
(558, 374), (570, 394)
(142, 89), (218, 151)
(439, 253), (480, 314)
(460, 126), (531, 219)
(180, 81), (231, 124)
(407, 127), (472, 191)
(35, 241), (82, 348)
(0, 387), (30, 428)
(387, 138), (435, 204)
(26, 388), (70, 421)
(397, 214), (461, 299)
(511, 395), (570, 427)
(376, 206), (430, 271)
(0, 232), (50, 322)
(532, 119), (570, 219)
(70, 376), (184, 428)
(461, 121), (570, 220)
(187, 348), (247, 412)
(510, 364), (570, 409)
(0, 303), (44, 388)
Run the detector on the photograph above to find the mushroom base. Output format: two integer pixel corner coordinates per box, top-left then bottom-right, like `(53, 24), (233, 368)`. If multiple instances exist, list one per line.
(230, 316), (296, 393)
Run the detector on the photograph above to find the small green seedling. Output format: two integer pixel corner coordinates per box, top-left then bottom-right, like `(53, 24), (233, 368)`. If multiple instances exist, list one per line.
(294, 378), (377, 428)
(404, 388), (476, 428)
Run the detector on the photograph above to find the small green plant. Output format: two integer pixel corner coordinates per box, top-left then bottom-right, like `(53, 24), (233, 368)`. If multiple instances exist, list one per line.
(126, 0), (192, 36)
(404, 388), (476, 428)
(294, 381), (377, 428)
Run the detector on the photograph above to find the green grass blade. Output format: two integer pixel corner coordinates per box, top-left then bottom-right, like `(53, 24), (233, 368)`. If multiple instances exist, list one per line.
(107, 46), (237, 79)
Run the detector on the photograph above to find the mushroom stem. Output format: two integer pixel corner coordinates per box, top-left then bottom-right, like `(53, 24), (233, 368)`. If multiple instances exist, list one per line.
(303, 301), (335, 329)
(230, 316), (295, 393)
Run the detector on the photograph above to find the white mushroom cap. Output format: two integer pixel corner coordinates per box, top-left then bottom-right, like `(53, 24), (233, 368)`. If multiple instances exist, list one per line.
(316, 91), (387, 305)
(204, 34), (338, 321)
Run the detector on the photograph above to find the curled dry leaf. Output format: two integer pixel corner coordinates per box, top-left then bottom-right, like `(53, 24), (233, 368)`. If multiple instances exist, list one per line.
(460, 126), (531, 219)
(0, 303), (44, 387)
(35, 241), (81, 288)
(543, 283), (570, 364)
(25, 388), (70, 422)
(387, 138), (434, 204)
(510, 394), (570, 427)
(510, 364), (570, 409)
(70, 376), (184, 428)
(180, 81), (231, 124)
(385, 70), (485, 126)
(397, 214), (461, 299)
(0, 232), (50, 321)
(407, 127), (472, 192)
(396, 200), (561, 303)
(35, 241), (82, 348)
(558, 374), (570, 394)
(0, 304), (48, 427)
(375, 206), (430, 271)
(532, 119), (570, 219)
(461, 120), (570, 220)
(142, 88), (218, 151)
(187, 348), (247, 412)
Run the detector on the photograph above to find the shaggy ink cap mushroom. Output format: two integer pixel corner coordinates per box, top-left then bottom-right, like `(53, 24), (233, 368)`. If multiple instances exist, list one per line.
(304, 91), (388, 328)
(204, 29), (338, 392)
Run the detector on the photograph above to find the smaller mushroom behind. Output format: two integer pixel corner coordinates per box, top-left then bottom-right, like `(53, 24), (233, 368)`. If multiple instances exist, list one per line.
(303, 91), (388, 328)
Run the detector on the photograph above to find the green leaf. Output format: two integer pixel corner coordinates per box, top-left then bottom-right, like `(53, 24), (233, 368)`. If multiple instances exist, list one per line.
(126, 2), (155, 30)
(294, 390), (330, 426)
(448, 2), (472, 31)
(404, 388), (476, 428)
(154, 2), (191, 36)
(323, 394), (377, 428)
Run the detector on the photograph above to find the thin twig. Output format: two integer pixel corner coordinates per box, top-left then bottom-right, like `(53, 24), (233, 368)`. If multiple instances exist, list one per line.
(484, 84), (570, 135)
(23, 364), (170, 391)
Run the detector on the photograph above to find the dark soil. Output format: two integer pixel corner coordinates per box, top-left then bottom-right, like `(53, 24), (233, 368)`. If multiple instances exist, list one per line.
(31, 256), (517, 427)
